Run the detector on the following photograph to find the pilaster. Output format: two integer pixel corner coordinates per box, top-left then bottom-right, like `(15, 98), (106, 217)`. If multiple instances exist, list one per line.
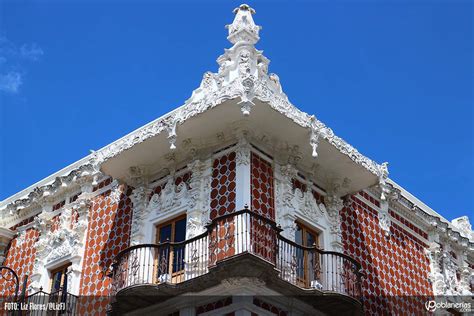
(275, 163), (298, 240)
(324, 192), (345, 252)
(186, 158), (213, 238)
(130, 185), (151, 246)
(235, 132), (251, 211)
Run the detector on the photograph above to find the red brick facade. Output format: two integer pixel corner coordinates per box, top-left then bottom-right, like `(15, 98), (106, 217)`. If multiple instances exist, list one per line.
(0, 229), (38, 295)
(251, 152), (275, 221)
(210, 152), (236, 220)
(341, 194), (433, 315)
(0, 164), (445, 315)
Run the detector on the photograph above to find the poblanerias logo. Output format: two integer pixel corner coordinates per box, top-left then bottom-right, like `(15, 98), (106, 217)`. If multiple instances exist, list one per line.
(425, 300), (471, 313)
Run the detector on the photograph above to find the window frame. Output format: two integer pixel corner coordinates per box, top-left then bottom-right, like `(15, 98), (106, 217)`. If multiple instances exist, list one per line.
(154, 214), (187, 283)
(294, 221), (320, 287)
(49, 262), (71, 293)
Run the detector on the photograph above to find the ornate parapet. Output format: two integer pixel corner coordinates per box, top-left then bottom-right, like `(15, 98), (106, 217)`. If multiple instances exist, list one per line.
(451, 216), (474, 241)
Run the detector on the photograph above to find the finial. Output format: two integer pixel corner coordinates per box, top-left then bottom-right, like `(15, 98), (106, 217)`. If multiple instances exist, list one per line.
(226, 4), (261, 45)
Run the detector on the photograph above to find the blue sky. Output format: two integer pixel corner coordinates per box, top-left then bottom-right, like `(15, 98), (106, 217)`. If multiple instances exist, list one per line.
(0, 1), (472, 220)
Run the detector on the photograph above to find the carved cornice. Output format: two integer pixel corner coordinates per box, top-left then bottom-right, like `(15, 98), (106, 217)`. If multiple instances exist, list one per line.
(0, 164), (99, 228)
(367, 184), (473, 252)
(87, 5), (385, 182)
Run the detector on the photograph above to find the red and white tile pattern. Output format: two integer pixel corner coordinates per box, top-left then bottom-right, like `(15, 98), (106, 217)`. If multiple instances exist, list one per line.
(210, 152), (236, 220)
(77, 185), (133, 314)
(341, 195), (433, 315)
(0, 229), (38, 295)
(251, 153), (274, 220)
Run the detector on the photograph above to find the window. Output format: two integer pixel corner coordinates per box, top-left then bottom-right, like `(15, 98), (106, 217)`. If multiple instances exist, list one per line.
(155, 215), (187, 282)
(294, 222), (320, 287)
(295, 222), (319, 248)
(50, 263), (71, 293)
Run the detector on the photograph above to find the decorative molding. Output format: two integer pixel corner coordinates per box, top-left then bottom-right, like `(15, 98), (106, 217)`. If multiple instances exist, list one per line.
(294, 188), (325, 224)
(309, 116), (320, 158)
(131, 160), (212, 242)
(1, 163), (98, 227)
(30, 198), (90, 292)
(87, 4), (384, 183)
(130, 186), (151, 246)
(426, 242), (473, 296)
(235, 133), (251, 167)
(451, 216), (474, 241)
(324, 194), (344, 236)
(1, 4), (472, 273)
(149, 177), (189, 213)
(275, 164), (297, 240)
(186, 159), (212, 238)
(376, 162), (397, 236)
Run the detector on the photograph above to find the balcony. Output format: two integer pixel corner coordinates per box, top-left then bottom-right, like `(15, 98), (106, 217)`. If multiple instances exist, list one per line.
(110, 209), (364, 314)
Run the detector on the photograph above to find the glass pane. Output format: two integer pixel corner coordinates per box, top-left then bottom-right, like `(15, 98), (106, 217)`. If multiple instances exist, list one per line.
(174, 218), (186, 242)
(51, 271), (63, 292)
(295, 224), (303, 245)
(306, 231), (316, 248)
(172, 218), (186, 272)
(159, 224), (172, 243)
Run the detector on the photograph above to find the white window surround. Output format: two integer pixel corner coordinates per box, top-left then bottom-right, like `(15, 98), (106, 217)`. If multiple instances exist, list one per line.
(29, 201), (90, 295)
(131, 141), (343, 264)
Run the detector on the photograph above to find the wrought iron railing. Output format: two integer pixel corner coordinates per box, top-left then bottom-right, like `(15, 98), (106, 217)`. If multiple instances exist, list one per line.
(111, 209), (363, 299)
(25, 287), (78, 316)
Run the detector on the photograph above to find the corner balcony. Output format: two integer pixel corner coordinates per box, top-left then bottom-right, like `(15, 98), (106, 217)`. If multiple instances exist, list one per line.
(110, 209), (364, 315)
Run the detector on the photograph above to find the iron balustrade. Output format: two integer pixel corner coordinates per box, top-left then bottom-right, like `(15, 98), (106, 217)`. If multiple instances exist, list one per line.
(25, 287), (78, 316)
(111, 209), (363, 299)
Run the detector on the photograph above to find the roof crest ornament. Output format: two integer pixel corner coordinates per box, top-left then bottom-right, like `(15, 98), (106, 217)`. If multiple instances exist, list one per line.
(226, 4), (261, 45)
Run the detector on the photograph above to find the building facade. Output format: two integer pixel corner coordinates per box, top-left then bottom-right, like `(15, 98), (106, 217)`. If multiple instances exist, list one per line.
(0, 4), (472, 316)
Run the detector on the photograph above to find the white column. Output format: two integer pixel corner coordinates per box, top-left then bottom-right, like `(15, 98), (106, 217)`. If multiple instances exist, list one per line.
(235, 134), (251, 211)
(235, 134), (252, 256)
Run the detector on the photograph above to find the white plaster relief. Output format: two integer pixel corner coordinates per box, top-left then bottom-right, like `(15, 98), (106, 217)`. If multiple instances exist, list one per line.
(29, 198), (90, 294)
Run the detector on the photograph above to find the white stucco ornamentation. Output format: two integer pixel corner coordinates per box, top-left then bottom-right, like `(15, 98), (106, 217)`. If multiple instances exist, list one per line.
(309, 116), (321, 158)
(108, 180), (122, 205)
(30, 199), (90, 293)
(426, 241), (473, 296)
(149, 178), (189, 213)
(15, 227), (27, 247)
(186, 159), (212, 238)
(324, 194), (344, 236)
(87, 4), (384, 183)
(377, 162), (394, 235)
(294, 188), (326, 223)
(426, 242), (446, 295)
(1, 164), (97, 227)
(452, 216), (474, 240)
(275, 164), (298, 240)
(130, 186), (150, 246)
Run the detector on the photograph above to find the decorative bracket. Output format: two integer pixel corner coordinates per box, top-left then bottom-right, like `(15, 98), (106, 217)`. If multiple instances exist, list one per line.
(309, 116), (321, 158)
(166, 118), (178, 150)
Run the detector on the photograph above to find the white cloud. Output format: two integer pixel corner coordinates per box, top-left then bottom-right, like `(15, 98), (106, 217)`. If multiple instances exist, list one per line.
(0, 36), (43, 94)
(20, 43), (44, 61)
(0, 72), (23, 93)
